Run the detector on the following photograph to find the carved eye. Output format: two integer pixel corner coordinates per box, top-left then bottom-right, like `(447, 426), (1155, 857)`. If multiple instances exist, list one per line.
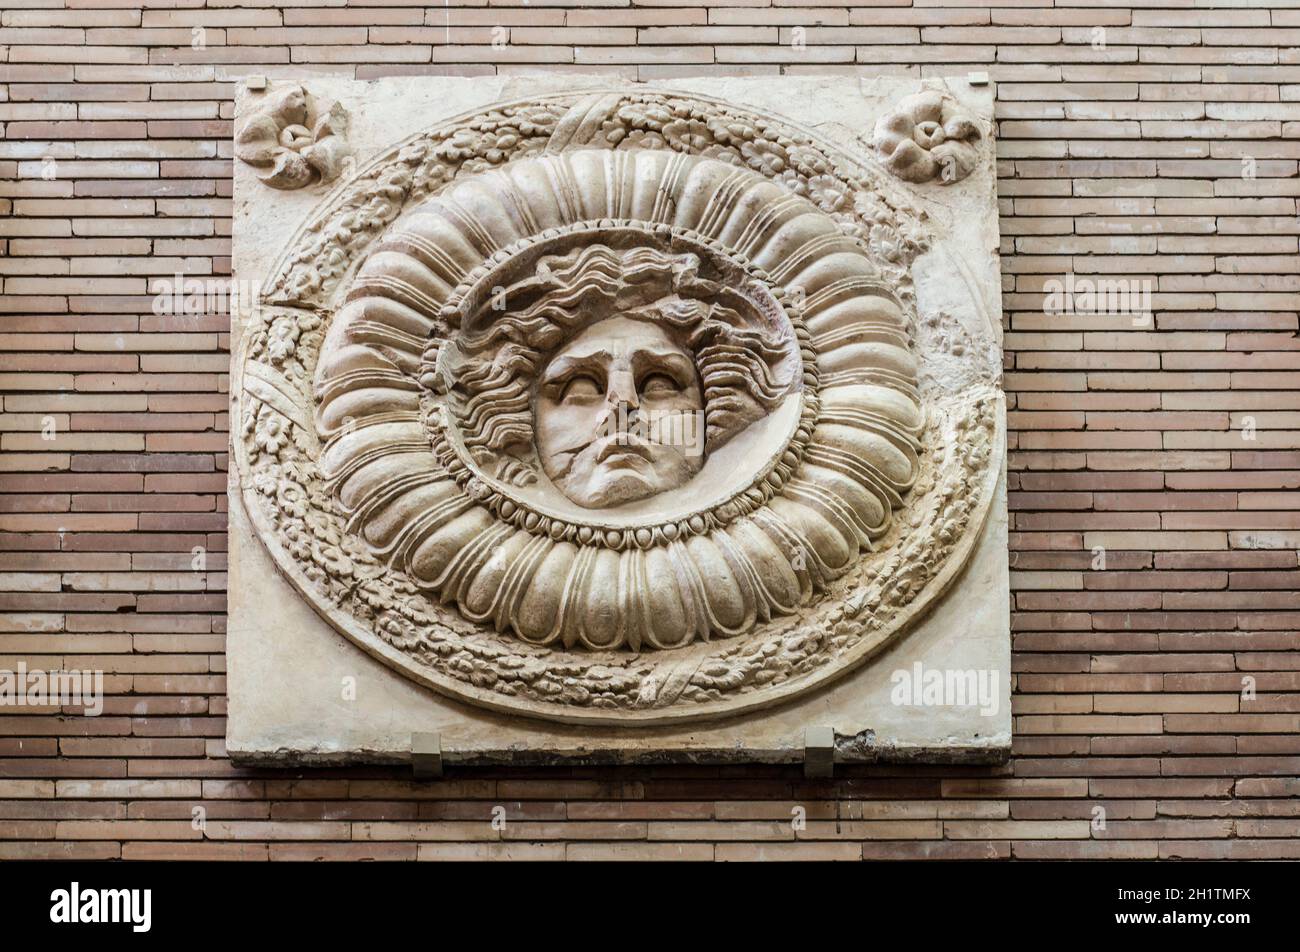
(561, 375), (601, 401)
(640, 373), (680, 397)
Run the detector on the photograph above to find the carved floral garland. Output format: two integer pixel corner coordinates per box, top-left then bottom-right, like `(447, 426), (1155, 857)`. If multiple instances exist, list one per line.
(261, 93), (931, 308)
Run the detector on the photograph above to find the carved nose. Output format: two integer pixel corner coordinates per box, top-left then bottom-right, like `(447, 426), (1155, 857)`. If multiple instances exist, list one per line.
(605, 399), (640, 435)
(607, 370), (639, 412)
(602, 374), (641, 441)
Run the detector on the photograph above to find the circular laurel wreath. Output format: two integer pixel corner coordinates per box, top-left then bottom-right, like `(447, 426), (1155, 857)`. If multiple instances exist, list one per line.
(234, 89), (1003, 725)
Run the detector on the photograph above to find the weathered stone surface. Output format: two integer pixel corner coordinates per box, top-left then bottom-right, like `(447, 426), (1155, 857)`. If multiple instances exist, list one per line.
(227, 74), (1008, 766)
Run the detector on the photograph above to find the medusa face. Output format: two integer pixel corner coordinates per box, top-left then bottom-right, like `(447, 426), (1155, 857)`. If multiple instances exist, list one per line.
(534, 315), (706, 509)
(441, 243), (798, 510)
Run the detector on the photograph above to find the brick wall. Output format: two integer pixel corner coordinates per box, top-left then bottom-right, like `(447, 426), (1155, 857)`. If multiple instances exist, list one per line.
(2, 1), (1298, 862)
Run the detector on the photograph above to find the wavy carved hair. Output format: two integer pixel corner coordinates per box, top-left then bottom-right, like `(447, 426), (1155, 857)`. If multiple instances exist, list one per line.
(436, 244), (795, 483)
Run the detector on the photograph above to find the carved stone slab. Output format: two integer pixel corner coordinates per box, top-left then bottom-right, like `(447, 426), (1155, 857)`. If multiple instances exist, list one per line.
(227, 75), (1009, 766)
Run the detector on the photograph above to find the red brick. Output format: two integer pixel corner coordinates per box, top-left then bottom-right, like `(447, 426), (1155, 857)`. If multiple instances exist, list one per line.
(0, 3), (1296, 864)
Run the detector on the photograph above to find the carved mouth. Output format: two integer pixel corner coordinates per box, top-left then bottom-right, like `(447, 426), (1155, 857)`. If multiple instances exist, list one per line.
(595, 438), (653, 465)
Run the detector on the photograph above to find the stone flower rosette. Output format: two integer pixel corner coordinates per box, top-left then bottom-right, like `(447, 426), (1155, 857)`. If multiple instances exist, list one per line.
(235, 83), (351, 190)
(872, 90), (984, 185)
(232, 86), (1004, 726)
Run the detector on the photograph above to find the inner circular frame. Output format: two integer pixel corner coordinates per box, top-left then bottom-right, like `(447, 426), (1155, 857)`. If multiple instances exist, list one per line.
(420, 220), (823, 546)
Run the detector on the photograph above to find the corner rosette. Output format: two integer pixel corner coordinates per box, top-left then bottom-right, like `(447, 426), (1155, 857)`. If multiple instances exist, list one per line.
(872, 91), (982, 186)
(235, 83), (352, 190)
